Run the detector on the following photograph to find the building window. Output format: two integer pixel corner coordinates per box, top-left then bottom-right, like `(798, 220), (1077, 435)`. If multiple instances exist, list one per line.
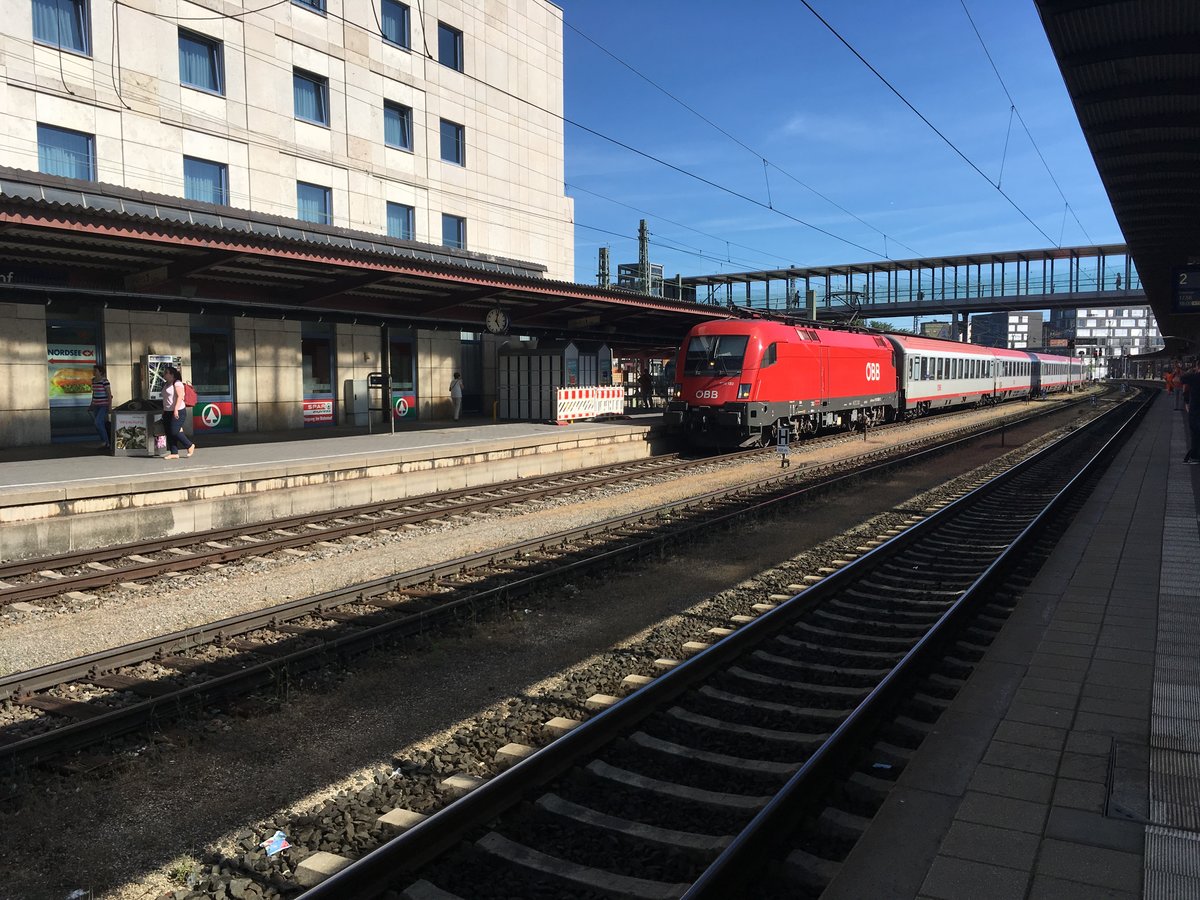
(179, 29), (224, 94)
(293, 69), (329, 126)
(437, 22), (463, 71)
(297, 182), (332, 225)
(440, 119), (465, 166)
(293, 0), (325, 12)
(387, 202), (414, 240)
(381, 0), (409, 48)
(32, 0), (90, 55)
(442, 213), (465, 249)
(184, 156), (228, 205)
(37, 123), (95, 181)
(384, 101), (413, 151)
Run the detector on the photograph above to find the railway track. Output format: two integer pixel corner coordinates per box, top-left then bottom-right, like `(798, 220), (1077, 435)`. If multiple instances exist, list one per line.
(292, 391), (1149, 900)
(0, 396), (1090, 608)
(0, 398), (1097, 767)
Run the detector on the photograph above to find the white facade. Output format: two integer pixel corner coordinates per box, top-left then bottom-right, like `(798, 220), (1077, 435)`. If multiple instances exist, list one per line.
(2, 0), (574, 279)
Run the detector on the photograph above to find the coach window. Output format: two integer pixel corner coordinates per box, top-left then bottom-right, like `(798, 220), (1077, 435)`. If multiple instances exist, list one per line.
(761, 343), (777, 367)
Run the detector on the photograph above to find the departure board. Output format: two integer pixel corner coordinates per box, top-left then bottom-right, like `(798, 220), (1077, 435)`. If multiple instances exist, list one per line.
(1174, 266), (1200, 313)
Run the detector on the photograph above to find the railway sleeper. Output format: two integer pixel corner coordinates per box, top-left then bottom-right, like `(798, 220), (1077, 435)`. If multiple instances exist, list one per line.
(811, 608), (933, 635)
(535, 793), (733, 853)
(869, 566), (979, 590)
(773, 634), (903, 665)
(84, 673), (179, 697)
(869, 740), (913, 768)
(666, 706), (827, 750)
(817, 806), (872, 842)
(889, 715), (935, 744)
(827, 598), (943, 625)
(902, 695), (950, 723)
(472, 831), (688, 900)
(627, 731), (799, 777)
(783, 846), (842, 891)
(725, 666), (871, 703)
(844, 770), (896, 807)
(790, 622), (919, 651)
(837, 587), (950, 611)
(697, 686), (848, 726)
(751, 650), (890, 683)
(587, 759), (772, 812)
(845, 580), (963, 602)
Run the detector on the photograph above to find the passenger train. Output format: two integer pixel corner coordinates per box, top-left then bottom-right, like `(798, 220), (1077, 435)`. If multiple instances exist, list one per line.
(664, 319), (1085, 447)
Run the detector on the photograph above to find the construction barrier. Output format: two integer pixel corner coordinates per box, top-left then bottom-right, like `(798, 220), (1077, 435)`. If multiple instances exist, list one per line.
(554, 386), (626, 423)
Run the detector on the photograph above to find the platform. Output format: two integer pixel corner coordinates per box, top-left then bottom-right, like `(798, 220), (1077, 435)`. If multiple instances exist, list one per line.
(823, 395), (1199, 898)
(0, 415), (665, 563)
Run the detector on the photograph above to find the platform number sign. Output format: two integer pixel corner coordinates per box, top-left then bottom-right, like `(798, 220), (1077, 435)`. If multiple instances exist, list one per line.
(1173, 266), (1200, 314)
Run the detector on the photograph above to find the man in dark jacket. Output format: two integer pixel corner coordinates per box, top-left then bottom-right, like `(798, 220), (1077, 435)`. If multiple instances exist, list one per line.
(1180, 362), (1200, 464)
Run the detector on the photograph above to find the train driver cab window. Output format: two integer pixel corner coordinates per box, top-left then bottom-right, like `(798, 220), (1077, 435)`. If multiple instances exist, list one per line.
(761, 343), (777, 368)
(685, 333), (749, 376)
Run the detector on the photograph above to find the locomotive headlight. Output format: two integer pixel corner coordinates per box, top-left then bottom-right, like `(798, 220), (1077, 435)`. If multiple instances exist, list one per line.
(672, 383), (682, 398)
(737, 383), (752, 399)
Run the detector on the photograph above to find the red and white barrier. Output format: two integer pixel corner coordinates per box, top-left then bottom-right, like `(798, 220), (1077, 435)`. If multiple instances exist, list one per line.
(554, 386), (626, 423)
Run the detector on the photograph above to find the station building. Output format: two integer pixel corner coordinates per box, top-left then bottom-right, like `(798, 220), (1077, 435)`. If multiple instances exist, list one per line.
(0, 0), (588, 446)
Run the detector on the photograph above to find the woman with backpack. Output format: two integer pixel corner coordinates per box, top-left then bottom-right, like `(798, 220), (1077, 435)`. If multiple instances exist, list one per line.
(161, 365), (196, 459)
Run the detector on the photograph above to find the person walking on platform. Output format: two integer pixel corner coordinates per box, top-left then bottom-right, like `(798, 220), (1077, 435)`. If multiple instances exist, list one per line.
(638, 370), (653, 409)
(89, 364), (112, 450)
(161, 365), (195, 459)
(1180, 363), (1200, 465)
(449, 371), (464, 421)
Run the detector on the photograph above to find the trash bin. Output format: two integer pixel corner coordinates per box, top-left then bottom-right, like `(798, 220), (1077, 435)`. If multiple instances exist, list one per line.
(111, 400), (161, 457)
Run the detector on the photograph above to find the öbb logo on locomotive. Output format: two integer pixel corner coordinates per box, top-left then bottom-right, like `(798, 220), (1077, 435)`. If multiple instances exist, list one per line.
(665, 318), (1085, 449)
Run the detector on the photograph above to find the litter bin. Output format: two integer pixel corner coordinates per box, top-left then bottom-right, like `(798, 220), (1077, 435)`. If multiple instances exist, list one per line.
(111, 399), (161, 457)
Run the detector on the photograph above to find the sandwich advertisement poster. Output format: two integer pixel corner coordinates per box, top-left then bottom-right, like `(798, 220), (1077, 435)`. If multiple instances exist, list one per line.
(47, 344), (97, 405)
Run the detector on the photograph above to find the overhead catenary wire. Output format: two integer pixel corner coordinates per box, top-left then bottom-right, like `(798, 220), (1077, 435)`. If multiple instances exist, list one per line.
(797, 0), (1058, 248)
(958, 0), (1096, 245)
(566, 182), (798, 269)
(565, 21), (922, 258)
(123, 0), (888, 261)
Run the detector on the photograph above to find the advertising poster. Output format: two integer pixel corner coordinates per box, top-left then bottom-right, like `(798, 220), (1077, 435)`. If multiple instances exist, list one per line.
(193, 400), (235, 432)
(303, 399), (334, 426)
(391, 391), (417, 420)
(47, 344), (97, 406)
(113, 413), (150, 451)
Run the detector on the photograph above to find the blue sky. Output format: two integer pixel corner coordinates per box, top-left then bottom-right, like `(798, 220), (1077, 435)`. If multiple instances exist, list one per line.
(558, 0), (1119, 292)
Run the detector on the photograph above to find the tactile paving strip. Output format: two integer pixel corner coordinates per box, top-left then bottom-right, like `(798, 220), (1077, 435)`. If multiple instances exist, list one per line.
(1146, 416), (1200, 899)
(1145, 826), (1200, 899)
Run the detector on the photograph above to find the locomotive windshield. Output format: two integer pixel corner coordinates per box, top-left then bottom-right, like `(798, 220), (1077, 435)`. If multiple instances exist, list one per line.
(684, 334), (749, 376)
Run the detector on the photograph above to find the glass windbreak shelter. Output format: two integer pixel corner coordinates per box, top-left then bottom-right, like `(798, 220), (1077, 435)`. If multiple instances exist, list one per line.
(190, 317), (235, 433)
(389, 330), (417, 421)
(302, 324), (335, 427)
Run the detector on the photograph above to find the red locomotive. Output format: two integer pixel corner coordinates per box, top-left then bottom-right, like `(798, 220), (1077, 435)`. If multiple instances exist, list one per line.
(664, 318), (1084, 447)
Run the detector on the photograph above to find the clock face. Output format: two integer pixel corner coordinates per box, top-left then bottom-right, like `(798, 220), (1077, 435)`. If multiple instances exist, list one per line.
(485, 308), (510, 334)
